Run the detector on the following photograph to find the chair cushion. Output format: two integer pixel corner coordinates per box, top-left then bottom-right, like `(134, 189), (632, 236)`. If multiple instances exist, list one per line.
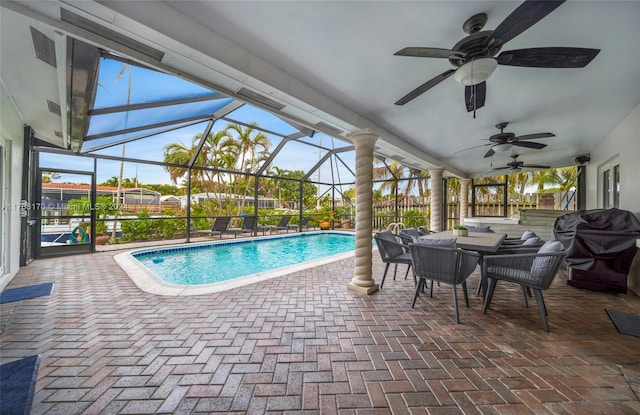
(412, 237), (457, 248)
(521, 236), (542, 246)
(537, 240), (564, 253)
(417, 227), (431, 235)
(531, 240), (564, 279)
(398, 229), (419, 245)
(378, 230), (398, 239)
(399, 228), (420, 238)
(521, 230), (536, 240)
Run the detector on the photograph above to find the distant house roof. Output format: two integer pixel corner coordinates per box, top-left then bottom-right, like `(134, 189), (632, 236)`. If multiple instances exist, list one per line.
(42, 183), (160, 195)
(160, 195), (181, 201)
(42, 183), (114, 191)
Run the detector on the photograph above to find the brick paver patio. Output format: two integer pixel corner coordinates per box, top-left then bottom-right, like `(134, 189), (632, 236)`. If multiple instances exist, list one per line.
(1, 247), (639, 414)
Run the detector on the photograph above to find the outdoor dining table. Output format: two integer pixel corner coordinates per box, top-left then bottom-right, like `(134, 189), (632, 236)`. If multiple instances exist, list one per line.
(418, 230), (507, 296)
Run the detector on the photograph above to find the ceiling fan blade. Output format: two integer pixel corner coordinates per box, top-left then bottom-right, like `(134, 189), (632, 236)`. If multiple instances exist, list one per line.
(512, 141), (547, 149)
(484, 147), (496, 158)
(483, 0), (565, 49)
(492, 166), (510, 170)
(497, 47), (601, 68)
(516, 132), (555, 140)
(395, 69), (455, 105)
(522, 164), (551, 169)
(465, 81), (486, 112)
(394, 47), (464, 59)
(454, 142), (492, 154)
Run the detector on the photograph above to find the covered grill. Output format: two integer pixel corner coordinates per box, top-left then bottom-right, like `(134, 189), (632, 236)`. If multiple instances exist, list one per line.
(553, 208), (640, 293)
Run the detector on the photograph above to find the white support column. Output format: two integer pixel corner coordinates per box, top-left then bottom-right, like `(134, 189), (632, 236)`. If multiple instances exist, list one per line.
(429, 168), (444, 232)
(347, 129), (379, 295)
(459, 178), (471, 225)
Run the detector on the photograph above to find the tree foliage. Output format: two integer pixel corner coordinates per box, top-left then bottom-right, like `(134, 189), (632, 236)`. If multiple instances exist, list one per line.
(99, 176), (138, 188)
(372, 158), (428, 199)
(272, 169), (317, 208)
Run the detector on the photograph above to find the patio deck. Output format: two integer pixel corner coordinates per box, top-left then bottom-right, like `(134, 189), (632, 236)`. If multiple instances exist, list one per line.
(1, 248), (639, 414)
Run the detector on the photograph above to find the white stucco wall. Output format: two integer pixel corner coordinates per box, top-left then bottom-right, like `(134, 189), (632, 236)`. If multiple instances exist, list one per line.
(0, 82), (25, 290)
(585, 104), (640, 217)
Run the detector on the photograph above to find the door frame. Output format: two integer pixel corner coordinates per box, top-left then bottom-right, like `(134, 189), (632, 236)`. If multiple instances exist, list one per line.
(34, 168), (96, 258)
(598, 155), (620, 209)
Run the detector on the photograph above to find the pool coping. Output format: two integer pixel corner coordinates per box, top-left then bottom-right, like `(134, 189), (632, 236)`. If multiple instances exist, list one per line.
(113, 231), (358, 296)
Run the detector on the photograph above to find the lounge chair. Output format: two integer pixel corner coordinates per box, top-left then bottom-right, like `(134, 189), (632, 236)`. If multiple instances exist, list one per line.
(269, 215), (292, 233)
(228, 215), (263, 237)
(288, 217), (310, 232)
(196, 216), (231, 239)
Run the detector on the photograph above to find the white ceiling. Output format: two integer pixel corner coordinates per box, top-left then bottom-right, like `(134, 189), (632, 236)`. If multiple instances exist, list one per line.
(2, 1), (639, 178)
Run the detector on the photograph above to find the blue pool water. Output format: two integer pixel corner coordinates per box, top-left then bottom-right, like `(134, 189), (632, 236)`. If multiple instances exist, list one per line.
(133, 232), (356, 285)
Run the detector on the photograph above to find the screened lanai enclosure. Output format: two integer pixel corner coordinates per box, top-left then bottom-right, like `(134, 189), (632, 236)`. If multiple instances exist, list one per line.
(27, 39), (579, 260)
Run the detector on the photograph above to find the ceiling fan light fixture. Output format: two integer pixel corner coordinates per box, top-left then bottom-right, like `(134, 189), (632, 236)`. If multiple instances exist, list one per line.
(454, 57), (498, 86)
(493, 143), (512, 152)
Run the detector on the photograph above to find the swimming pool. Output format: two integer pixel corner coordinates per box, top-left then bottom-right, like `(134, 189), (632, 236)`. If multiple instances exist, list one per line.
(114, 231), (358, 296)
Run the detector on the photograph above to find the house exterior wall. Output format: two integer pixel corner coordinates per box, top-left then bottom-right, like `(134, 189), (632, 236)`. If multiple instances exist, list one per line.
(585, 104), (640, 217)
(586, 104), (640, 296)
(0, 83), (25, 290)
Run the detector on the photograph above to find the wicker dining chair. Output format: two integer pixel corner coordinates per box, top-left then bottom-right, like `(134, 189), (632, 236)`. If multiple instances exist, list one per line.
(373, 230), (413, 289)
(408, 243), (480, 324)
(476, 236), (545, 296)
(398, 228), (421, 246)
(482, 240), (567, 331)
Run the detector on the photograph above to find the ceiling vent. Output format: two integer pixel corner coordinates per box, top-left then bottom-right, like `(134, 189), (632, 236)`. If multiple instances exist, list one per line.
(315, 122), (344, 136)
(47, 100), (61, 116)
(30, 27), (56, 68)
(236, 87), (285, 111)
(60, 8), (165, 62)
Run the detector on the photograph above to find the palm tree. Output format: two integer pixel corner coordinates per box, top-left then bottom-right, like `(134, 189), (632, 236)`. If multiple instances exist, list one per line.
(372, 158), (404, 199)
(373, 160), (430, 201)
(508, 171), (530, 195)
(200, 129), (240, 209)
(406, 168), (429, 198)
(446, 177), (460, 202)
(269, 166), (286, 201)
(163, 129), (237, 215)
(164, 140), (196, 184)
(528, 168), (559, 192)
(225, 123), (271, 212)
(540, 166), (578, 193)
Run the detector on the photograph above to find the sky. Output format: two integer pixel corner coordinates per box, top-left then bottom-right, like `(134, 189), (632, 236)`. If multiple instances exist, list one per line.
(40, 57), (356, 189)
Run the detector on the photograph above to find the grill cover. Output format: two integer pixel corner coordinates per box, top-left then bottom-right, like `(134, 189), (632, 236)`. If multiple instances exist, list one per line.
(553, 208), (640, 293)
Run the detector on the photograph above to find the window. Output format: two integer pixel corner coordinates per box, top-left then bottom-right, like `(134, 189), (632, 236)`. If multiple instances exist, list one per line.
(602, 169), (610, 208)
(471, 175), (507, 217)
(0, 139), (9, 275)
(613, 164), (620, 208)
(599, 157), (620, 209)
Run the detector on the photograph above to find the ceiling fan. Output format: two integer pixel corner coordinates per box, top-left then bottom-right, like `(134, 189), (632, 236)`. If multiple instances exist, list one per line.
(492, 154), (550, 172)
(393, 0), (601, 114)
(473, 122), (555, 158)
